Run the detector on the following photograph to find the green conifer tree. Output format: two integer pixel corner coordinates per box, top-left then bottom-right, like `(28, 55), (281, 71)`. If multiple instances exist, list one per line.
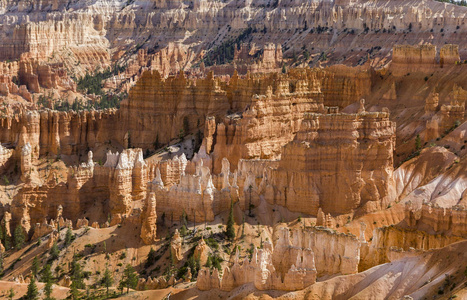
(101, 266), (113, 297)
(42, 264), (55, 300)
(49, 242), (59, 260)
(226, 199), (236, 240)
(119, 264), (138, 294)
(64, 227), (73, 247)
(13, 225), (25, 250)
(31, 256), (40, 276)
(7, 288), (15, 300)
(25, 276), (39, 300)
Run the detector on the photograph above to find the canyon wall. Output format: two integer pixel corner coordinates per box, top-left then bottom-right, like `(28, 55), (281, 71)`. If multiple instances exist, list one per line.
(391, 44), (463, 76)
(263, 106), (396, 215)
(120, 70), (230, 150)
(0, 109), (120, 157)
(365, 225), (462, 268)
(404, 203), (467, 237)
(118, 65), (371, 169)
(120, 67), (368, 170)
(316, 65), (371, 108)
(391, 44), (437, 76)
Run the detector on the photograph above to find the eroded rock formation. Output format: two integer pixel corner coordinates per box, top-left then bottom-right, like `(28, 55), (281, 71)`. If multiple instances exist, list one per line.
(140, 192), (157, 245)
(197, 226), (360, 291)
(264, 107), (396, 215)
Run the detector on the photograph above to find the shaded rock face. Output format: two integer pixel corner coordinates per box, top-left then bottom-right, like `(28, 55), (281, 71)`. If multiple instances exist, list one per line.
(391, 44), (437, 76)
(208, 43), (283, 75)
(391, 44), (463, 77)
(357, 201), (467, 270)
(364, 224), (463, 269)
(404, 203), (467, 238)
(197, 226), (360, 292)
(264, 108), (396, 215)
(0, 109), (121, 158)
(120, 70), (230, 151)
(0, 144), (13, 173)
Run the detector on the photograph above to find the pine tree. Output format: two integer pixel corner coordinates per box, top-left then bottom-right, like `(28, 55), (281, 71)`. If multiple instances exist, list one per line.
(226, 199), (235, 240)
(4, 233), (11, 250)
(118, 280), (125, 295)
(181, 210), (188, 228)
(70, 260), (85, 289)
(120, 264), (138, 294)
(205, 255), (212, 268)
(64, 227), (73, 247)
(50, 242), (59, 260)
(0, 252), (3, 274)
(7, 288), (15, 300)
(68, 282), (81, 300)
(145, 247), (157, 268)
(13, 225), (25, 250)
(180, 225), (188, 237)
(69, 260), (84, 300)
(101, 266), (113, 297)
(169, 247), (175, 270)
(415, 134), (421, 151)
(25, 276), (39, 300)
(31, 256), (40, 276)
(42, 264), (55, 300)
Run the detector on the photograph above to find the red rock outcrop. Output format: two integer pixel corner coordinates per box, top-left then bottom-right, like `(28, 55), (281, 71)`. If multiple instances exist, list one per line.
(424, 92), (439, 115)
(391, 44), (436, 76)
(210, 77), (324, 172)
(440, 44), (460, 66)
(120, 70), (229, 149)
(140, 192), (157, 245)
(194, 237), (210, 266)
(365, 225), (462, 269)
(316, 64), (372, 108)
(170, 229), (183, 263)
(0, 109), (120, 157)
(404, 203), (467, 237)
(264, 107), (396, 215)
